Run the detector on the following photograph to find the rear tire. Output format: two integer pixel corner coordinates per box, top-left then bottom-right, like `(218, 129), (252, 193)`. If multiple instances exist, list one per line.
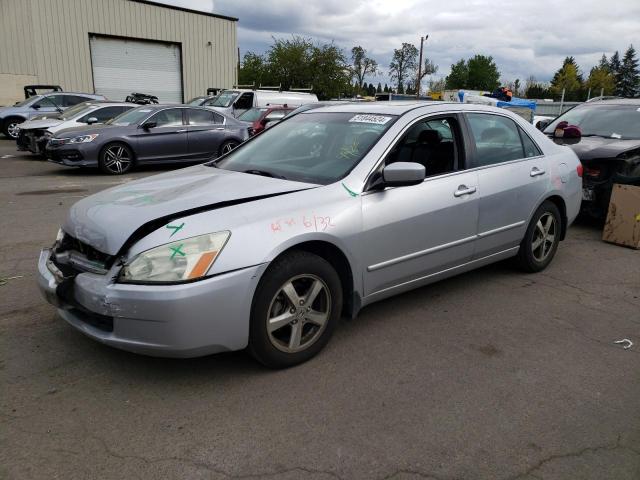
(249, 251), (343, 369)
(98, 142), (134, 175)
(516, 200), (562, 272)
(2, 117), (24, 139)
(218, 140), (238, 157)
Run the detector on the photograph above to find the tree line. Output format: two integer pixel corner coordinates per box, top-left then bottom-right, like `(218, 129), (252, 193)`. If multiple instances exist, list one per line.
(238, 36), (639, 100)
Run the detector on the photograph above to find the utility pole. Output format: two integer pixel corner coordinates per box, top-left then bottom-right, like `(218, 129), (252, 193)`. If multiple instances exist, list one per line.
(416, 35), (428, 98)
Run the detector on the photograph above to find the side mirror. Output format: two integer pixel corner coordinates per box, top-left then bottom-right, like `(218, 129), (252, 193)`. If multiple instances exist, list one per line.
(141, 121), (157, 130)
(32, 104), (41, 110)
(382, 162), (426, 187)
(536, 119), (551, 131)
(86, 117), (98, 125)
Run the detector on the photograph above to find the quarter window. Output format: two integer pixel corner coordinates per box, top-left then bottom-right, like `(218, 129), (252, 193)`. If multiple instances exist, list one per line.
(149, 109), (184, 127)
(466, 113), (526, 166)
(519, 128), (542, 158)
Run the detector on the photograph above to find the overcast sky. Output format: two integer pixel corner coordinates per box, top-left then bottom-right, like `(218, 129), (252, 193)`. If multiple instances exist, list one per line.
(160, 0), (639, 86)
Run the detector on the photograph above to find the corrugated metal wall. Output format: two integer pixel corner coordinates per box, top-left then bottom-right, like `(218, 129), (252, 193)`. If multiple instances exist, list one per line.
(0, 0), (237, 102)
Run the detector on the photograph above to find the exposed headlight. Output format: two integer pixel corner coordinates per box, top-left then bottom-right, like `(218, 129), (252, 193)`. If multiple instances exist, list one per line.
(118, 231), (230, 283)
(67, 134), (99, 144)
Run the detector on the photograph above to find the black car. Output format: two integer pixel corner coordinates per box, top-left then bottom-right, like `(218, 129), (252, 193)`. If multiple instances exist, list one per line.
(45, 105), (249, 175)
(542, 99), (640, 218)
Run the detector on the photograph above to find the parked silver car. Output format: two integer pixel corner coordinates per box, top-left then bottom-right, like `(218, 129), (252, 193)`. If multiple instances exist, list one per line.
(37, 102), (582, 368)
(0, 92), (106, 138)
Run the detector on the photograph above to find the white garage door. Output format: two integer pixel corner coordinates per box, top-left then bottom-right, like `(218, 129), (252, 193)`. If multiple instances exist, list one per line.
(90, 35), (183, 103)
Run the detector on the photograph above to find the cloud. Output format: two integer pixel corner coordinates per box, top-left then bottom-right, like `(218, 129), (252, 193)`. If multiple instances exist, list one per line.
(164, 0), (640, 85)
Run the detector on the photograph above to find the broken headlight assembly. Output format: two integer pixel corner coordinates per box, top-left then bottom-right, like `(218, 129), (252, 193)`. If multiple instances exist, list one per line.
(118, 231), (230, 283)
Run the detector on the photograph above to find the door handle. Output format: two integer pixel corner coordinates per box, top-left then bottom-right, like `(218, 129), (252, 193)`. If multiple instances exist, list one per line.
(530, 167), (546, 177)
(454, 185), (477, 197)
(215, 127), (225, 131)
(177, 129), (187, 133)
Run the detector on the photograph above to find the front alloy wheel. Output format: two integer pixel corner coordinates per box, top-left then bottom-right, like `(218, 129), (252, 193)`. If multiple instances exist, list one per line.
(100, 144), (133, 174)
(6, 122), (20, 139)
(267, 275), (331, 353)
(249, 251), (342, 368)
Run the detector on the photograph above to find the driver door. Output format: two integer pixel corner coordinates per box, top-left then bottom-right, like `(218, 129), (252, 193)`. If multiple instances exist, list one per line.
(361, 114), (480, 298)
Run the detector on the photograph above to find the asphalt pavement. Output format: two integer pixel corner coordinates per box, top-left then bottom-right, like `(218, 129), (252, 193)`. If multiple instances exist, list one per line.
(1, 138), (639, 479)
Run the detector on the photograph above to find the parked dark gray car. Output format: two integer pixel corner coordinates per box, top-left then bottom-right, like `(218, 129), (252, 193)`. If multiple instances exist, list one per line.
(45, 105), (249, 174)
(0, 92), (106, 139)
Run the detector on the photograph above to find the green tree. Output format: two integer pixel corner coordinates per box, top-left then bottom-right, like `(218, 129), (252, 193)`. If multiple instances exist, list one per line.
(619, 45), (639, 97)
(350, 46), (378, 93)
(308, 42), (351, 100)
(383, 83), (389, 93)
(467, 55), (500, 90)
(266, 36), (315, 90)
(389, 43), (418, 92)
(513, 78), (521, 96)
(524, 75), (553, 99)
(238, 52), (270, 86)
(550, 56), (584, 100)
(376, 82), (382, 93)
(445, 59), (469, 89)
(609, 51), (622, 95)
(586, 65), (616, 96)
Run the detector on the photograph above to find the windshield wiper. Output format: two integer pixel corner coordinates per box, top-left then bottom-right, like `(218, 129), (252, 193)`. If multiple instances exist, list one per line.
(242, 169), (287, 180)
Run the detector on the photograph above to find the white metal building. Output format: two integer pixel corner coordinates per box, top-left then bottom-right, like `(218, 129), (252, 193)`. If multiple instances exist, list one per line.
(0, 0), (238, 105)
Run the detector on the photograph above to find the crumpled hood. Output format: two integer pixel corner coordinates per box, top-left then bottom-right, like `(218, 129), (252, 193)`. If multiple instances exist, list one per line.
(63, 164), (317, 255)
(555, 136), (640, 161)
(18, 118), (63, 130)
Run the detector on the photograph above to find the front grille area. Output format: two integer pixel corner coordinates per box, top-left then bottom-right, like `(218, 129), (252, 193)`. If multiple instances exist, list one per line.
(57, 234), (112, 266)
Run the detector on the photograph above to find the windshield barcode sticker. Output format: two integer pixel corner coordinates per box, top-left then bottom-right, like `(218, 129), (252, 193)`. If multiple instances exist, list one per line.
(349, 114), (392, 125)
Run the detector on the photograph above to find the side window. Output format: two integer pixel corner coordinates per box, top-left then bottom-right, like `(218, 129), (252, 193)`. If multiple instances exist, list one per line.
(234, 93), (254, 110)
(63, 95), (91, 107)
(149, 109), (184, 127)
(385, 116), (459, 177)
(519, 127), (542, 158)
(466, 113), (525, 166)
(187, 109), (216, 126)
(212, 112), (225, 124)
(35, 95), (65, 108)
(80, 106), (124, 123)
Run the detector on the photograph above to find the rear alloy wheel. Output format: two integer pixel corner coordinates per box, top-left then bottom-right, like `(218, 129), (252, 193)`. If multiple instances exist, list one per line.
(3, 118), (23, 139)
(219, 140), (238, 156)
(516, 200), (562, 272)
(249, 251), (342, 368)
(99, 143), (133, 175)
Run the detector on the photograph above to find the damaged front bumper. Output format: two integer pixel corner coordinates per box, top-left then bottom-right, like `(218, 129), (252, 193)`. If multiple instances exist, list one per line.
(37, 246), (268, 358)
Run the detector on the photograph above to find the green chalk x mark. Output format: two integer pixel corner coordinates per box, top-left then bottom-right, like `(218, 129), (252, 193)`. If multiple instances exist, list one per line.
(166, 222), (185, 237)
(342, 182), (358, 197)
(169, 244), (186, 259)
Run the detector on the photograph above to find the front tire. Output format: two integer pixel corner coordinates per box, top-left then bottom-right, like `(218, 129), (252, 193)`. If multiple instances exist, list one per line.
(99, 142), (134, 175)
(516, 200), (562, 272)
(249, 251), (343, 368)
(2, 117), (24, 139)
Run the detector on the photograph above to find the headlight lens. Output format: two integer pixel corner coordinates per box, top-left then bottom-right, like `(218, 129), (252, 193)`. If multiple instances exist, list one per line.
(118, 231), (230, 283)
(67, 133), (99, 144)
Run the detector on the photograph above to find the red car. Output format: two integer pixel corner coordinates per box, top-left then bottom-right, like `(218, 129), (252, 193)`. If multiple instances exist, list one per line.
(237, 106), (294, 136)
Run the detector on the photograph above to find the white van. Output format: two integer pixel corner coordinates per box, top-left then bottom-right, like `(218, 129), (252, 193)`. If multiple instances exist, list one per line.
(204, 89), (318, 117)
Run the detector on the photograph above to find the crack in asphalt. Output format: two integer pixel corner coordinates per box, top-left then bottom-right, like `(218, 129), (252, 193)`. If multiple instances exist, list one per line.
(503, 435), (640, 480)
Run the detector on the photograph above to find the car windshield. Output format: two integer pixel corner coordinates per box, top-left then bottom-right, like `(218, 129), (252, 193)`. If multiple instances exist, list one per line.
(108, 107), (154, 126)
(208, 91), (238, 107)
(544, 104), (640, 140)
(13, 97), (39, 107)
(187, 96), (206, 105)
(237, 108), (268, 122)
(213, 112), (397, 185)
(59, 103), (93, 120)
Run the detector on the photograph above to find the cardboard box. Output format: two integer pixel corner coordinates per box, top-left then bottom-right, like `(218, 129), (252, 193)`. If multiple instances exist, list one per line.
(602, 184), (640, 249)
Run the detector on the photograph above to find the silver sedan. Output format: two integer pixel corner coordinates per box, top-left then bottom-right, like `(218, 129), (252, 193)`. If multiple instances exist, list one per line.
(37, 102), (582, 368)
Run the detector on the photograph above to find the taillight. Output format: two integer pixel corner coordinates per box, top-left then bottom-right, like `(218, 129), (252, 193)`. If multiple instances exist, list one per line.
(584, 167), (600, 177)
(576, 164), (583, 177)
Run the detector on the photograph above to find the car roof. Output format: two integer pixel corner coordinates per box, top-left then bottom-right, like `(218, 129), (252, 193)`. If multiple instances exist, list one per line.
(581, 98), (640, 106)
(304, 101), (466, 115)
(84, 101), (134, 107)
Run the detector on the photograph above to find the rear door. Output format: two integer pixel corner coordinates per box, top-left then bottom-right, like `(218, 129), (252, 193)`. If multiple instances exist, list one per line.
(464, 112), (549, 258)
(135, 108), (188, 161)
(186, 108), (226, 159)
